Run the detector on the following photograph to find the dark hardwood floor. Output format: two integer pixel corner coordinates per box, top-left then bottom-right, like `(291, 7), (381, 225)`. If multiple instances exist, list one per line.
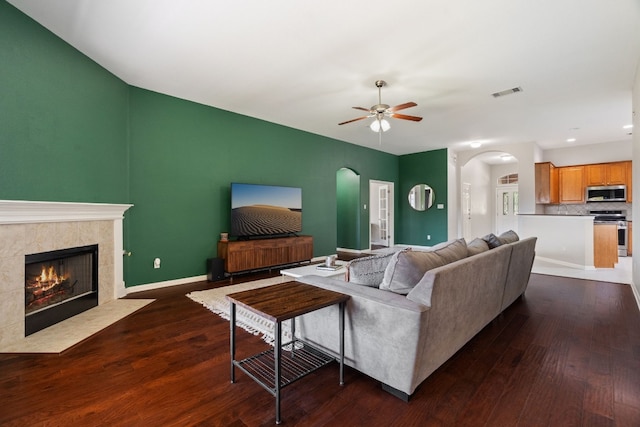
(1, 272), (639, 426)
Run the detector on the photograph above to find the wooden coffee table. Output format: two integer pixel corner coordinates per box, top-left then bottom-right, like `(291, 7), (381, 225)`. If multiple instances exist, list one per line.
(226, 281), (349, 425)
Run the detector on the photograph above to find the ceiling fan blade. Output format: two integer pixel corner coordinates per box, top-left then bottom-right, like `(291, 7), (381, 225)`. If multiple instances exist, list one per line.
(391, 113), (423, 122)
(388, 102), (417, 112)
(352, 106), (372, 112)
(338, 116), (369, 125)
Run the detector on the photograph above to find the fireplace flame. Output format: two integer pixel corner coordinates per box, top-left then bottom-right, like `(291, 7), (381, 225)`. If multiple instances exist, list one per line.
(34, 265), (66, 290)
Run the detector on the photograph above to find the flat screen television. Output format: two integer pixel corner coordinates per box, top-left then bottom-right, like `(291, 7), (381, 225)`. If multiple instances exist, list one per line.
(230, 183), (302, 238)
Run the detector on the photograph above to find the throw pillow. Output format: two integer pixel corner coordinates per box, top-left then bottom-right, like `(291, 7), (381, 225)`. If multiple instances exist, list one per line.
(380, 238), (468, 294)
(346, 251), (398, 287)
(428, 238), (468, 263)
(498, 229), (519, 244)
(482, 233), (503, 249)
(467, 237), (490, 256)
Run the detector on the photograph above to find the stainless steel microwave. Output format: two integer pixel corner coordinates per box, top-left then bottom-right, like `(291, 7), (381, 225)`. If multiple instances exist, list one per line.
(586, 185), (627, 202)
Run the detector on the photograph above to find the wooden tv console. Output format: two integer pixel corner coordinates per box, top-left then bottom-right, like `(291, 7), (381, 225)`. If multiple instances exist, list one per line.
(217, 235), (313, 279)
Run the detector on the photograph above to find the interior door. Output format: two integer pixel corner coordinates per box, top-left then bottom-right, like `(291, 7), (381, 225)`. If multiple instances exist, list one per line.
(496, 184), (519, 235)
(462, 183), (471, 241)
(378, 185), (389, 247)
(369, 180), (394, 249)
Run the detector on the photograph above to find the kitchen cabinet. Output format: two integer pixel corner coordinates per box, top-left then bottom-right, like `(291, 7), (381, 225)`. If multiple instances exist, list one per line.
(559, 166), (585, 204)
(627, 161), (632, 202)
(594, 223), (618, 268)
(585, 162), (628, 186)
(534, 162), (559, 204)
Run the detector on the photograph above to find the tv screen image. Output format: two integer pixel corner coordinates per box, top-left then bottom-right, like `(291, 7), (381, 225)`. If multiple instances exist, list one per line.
(230, 183), (302, 238)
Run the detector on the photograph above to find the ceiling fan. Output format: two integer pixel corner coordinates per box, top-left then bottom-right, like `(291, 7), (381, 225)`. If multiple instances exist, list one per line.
(338, 80), (423, 133)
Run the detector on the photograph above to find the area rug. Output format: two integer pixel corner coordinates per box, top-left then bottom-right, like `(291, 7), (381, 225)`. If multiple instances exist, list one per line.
(186, 276), (293, 345)
(0, 299), (154, 354)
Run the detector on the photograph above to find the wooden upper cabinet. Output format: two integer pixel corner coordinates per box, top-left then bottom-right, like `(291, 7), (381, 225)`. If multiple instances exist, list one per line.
(536, 160), (631, 205)
(626, 161), (632, 202)
(585, 162), (628, 186)
(608, 162), (628, 185)
(559, 165), (585, 204)
(535, 162), (559, 204)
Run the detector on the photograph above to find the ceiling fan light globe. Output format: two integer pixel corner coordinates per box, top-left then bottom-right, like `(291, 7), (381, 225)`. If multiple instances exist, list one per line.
(370, 119), (390, 133)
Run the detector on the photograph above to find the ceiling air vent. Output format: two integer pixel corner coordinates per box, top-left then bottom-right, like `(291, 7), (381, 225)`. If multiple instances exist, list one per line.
(492, 87), (523, 98)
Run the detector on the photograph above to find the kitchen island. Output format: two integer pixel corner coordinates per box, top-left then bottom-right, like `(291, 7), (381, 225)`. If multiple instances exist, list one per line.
(518, 214), (597, 269)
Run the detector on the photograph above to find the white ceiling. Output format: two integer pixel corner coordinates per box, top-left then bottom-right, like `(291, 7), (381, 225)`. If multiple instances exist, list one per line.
(9, 0), (640, 156)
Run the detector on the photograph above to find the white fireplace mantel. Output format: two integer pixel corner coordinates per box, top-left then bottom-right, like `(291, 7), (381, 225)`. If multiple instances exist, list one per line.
(0, 200), (133, 224)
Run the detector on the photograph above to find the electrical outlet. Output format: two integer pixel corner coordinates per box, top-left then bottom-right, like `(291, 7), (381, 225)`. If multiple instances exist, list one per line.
(154, 258), (161, 269)
(427, 235), (431, 240)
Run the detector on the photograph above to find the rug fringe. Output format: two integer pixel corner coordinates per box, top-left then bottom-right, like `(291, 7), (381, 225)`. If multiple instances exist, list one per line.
(186, 278), (293, 345)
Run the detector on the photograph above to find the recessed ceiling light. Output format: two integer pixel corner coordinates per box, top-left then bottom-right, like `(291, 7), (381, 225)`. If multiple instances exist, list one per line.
(500, 154), (512, 161)
(623, 124), (633, 129)
(566, 138), (576, 143)
(468, 139), (490, 148)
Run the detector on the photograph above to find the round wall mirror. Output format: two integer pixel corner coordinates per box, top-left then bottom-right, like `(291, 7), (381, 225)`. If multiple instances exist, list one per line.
(408, 184), (435, 211)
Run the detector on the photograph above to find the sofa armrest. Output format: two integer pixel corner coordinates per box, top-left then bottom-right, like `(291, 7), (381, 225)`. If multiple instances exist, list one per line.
(501, 236), (537, 310)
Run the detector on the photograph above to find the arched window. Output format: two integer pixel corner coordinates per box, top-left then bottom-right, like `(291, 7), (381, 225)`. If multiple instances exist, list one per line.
(498, 173), (518, 184)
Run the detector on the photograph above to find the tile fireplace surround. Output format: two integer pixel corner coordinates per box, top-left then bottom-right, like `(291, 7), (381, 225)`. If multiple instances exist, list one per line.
(0, 200), (133, 348)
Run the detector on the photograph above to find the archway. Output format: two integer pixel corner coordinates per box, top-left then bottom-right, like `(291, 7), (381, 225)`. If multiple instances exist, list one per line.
(336, 168), (360, 250)
(459, 151), (519, 240)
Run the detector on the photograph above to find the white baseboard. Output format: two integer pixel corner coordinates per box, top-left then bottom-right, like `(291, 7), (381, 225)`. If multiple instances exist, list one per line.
(125, 274), (208, 295)
(124, 256), (327, 295)
(631, 281), (640, 310)
(535, 256), (596, 271)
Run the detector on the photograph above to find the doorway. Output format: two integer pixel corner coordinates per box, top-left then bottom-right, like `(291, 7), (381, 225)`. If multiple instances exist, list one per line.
(495, 184), (519, 235)
(337, 168), (360, 250)
(369, 180), (394, 249)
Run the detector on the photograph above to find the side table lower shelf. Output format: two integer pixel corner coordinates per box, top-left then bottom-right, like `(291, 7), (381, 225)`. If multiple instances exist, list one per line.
(234, 339), (334, 391)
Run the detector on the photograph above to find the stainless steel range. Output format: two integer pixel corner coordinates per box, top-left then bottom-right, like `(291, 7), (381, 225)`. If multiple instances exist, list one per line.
(590, 210), (628, 257)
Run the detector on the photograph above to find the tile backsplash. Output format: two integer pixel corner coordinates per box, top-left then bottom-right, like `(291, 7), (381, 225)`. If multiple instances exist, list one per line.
(543, 202), (632, 216)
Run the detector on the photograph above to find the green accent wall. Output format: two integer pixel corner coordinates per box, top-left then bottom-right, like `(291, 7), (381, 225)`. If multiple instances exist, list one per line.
(0, 1), (129, 203)
(398, 149), (449, 245)
(1, 1), (452, 288)
(126, 88), (397, 285)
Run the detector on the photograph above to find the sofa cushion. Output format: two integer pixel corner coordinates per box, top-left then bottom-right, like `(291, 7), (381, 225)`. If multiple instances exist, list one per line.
(498, 229), (519, 244)
(482, 233), (503, 249)
(467, 238), (490, 256)
(346, 251), (398, 287)
(380, 238), (468, 294)
(428, 238), (469, 262)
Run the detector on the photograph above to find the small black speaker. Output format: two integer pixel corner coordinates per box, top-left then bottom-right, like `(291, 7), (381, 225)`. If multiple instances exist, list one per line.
(207, 257), (225, 281)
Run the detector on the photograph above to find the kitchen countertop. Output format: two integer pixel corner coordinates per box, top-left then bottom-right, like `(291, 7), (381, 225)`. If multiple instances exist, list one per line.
(518, 214), (595, 218)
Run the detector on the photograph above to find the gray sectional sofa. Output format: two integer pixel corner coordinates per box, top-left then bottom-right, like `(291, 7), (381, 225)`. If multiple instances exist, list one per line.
(295, 233), (537, 400)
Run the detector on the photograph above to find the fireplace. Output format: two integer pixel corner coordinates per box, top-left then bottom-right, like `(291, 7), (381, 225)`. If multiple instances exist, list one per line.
(0, 200), (132, 349)
(25, 244), (98, 336)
